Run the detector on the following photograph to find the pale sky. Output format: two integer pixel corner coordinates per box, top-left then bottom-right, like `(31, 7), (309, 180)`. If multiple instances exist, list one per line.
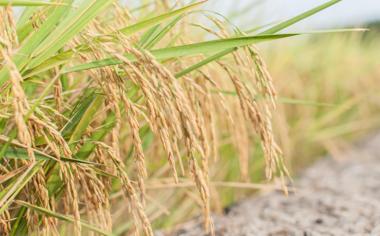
(206, 0), (380, 31)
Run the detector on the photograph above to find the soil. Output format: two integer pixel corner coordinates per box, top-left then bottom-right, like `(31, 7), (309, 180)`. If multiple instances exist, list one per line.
(163, 132), (380, 236)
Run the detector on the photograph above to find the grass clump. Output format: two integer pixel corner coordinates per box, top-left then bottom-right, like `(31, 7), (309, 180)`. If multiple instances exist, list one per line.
(0, 0), (353, 235)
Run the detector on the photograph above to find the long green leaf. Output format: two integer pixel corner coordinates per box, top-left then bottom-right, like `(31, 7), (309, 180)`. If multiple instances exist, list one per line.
(27, 0), (114, 69)
(30, 0), (333, 77)
(148, 34), (296, 59)
(117, 0), (205, 35)
(260, 0), (342, 34)
(4, 148), (98, 165)
(22, 1), (203, 77)
(144, 16), (183, 49)
(0, 161), (43, 215)
(0, 0), (74, 87)
(0, 0), (67, 6)
(61, 92), (97, 137)
(68, 94), (104, 146)
(174, 0), (343, 78)
(63, 34), (296, 73)
(22, 50), (75, 78)
(16, 6), (39, 42)
(16, 200), (113, 236)
(214, 90), (336, 107)
(10, 206), (27, 236)
(75, 112), (116, 160)
(175, 48), (230, 78)
(138, 24), (162, 48)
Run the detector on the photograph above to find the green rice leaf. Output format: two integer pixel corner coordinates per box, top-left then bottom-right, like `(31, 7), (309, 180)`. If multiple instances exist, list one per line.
(16, 7), (38, 41)
(9, 207), (27, 236)
(61, 92), (97, 138)
(0, 0), (74, 87)
(16, 6), (36, 27)
(138, 24), (162, 48)
(0, 0), (68, 6)
(144, 16), (183, 49)
(276, 97), (335, 107)
(63, 34), (296, 73)
(260, 0), (342, 34)
(174, 0), (343, 79)
(16, 200), (113, 236)
(29, 0), (341, 78)
(22, 1), (202, 77)
(27, 0), (114, 69)
(23, 50), (75, 78)
(68, 94), (104, 146)
(175, 49), (230, 78)
(75, 112), (116, 160)
(0, 161), (43, 215)
(214, 90), (335, 107)
(117, 1), (206, 36)
(4, 148), (99, 165)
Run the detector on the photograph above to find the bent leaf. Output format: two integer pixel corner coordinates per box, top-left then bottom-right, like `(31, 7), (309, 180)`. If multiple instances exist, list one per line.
(4, 148), (98, 165)
(174, 0), (344, 78)
(27, 0), (114, 69)
(63, 34), (296, 73)
(117, 1), (206, 36)
(16, 200), (113, 236)
(0, 0), (68, 6)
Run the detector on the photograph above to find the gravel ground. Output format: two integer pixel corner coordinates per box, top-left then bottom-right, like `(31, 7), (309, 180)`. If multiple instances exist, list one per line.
(164, 133), (380, 236)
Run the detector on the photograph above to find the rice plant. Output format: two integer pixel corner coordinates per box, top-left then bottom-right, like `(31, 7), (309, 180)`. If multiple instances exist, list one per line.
(0, 0), (355, 235)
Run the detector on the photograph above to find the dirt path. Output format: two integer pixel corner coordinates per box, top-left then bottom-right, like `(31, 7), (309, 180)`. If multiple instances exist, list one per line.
(165, 133), (380, 236)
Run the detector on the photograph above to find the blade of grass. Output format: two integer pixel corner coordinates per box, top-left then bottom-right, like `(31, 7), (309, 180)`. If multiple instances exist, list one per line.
(16, 6), (39, 42)
(4, 147), (99, 165)
(146, 35), (296, 59)
(68, 94), (104, 146)
(174, 49), (229, 78)
(259, 0), (342, 34)
(10, 207), (27, 236)
(213, 90), (335, 107)
(16, 6), (36, 27)
(16, 200), (113, 236)
(22, 50), (75, 78)
(138, 24), (162, 48)
(61, 92), (97, 137)
(276, 97), (335, 107)
(144, 16), (182, 49)
(0, 0), (74, 87)
(174, 0), (343, 79)
(117, 0), (206, 35)
(63, 34), (296, 73)
(22, 1), (203, 77)
(0, 166), (28, 184)
(0, 161), (43, 215)
(27, 0), (114, 69)
(29, 0), (342, 78)
(0, 0), (68, 6)
(75, 112), (116, 160)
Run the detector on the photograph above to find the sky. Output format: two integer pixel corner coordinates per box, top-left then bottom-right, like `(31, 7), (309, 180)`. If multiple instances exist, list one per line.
(206, 0), (380, 31)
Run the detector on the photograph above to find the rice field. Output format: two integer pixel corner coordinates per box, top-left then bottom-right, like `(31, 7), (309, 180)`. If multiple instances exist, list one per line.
(0, 0), (378, 235)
